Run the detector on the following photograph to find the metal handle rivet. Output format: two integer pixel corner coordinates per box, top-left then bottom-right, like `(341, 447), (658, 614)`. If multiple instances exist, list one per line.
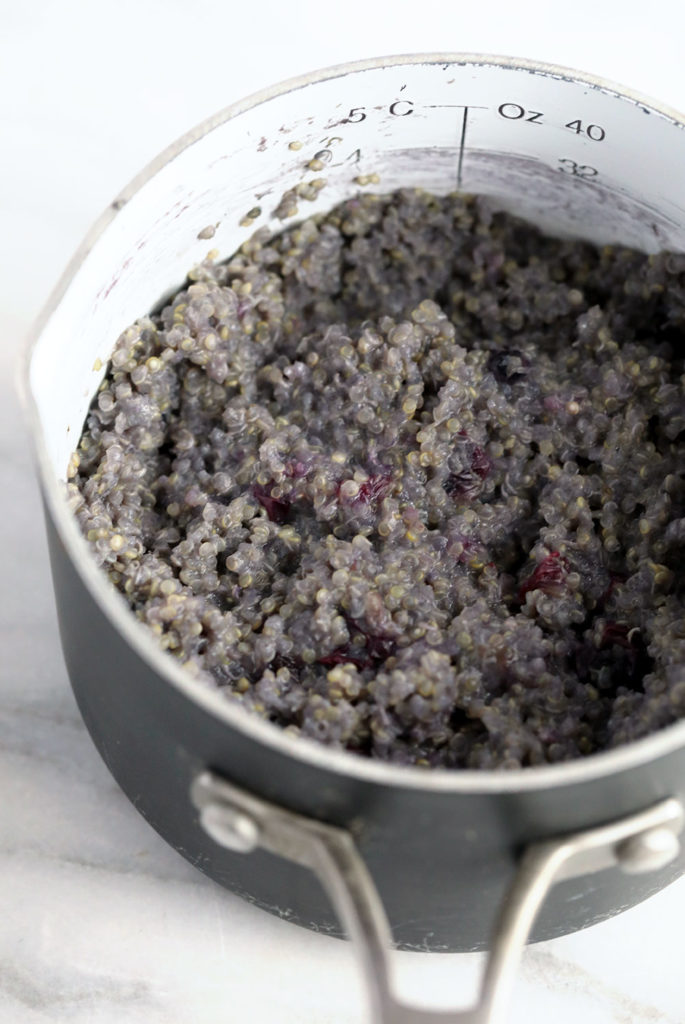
(616, 826), (681, 874)
(199, 803), (260, 854)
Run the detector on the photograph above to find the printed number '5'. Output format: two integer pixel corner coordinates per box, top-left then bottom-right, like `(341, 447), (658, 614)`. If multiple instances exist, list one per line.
(343, 107), (366, 124)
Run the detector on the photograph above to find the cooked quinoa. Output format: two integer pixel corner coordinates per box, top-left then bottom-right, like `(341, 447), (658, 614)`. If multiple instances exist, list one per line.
(70, 189), (685, 769)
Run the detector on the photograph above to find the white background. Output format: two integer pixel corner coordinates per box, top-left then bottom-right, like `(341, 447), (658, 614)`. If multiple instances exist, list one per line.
(3, 2), (685, 1022)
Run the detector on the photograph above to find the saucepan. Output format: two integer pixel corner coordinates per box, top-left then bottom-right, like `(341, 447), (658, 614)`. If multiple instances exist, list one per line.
(21, 55), (685, 1023)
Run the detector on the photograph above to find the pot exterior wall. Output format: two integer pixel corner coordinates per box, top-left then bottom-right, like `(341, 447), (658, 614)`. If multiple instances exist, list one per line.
(45, 505), (685, 952)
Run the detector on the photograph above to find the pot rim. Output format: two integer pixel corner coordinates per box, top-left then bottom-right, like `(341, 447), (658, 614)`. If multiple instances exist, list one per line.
(20, 51), (685, 795)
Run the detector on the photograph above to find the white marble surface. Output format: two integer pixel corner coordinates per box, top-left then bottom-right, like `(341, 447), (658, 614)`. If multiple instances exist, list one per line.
(3, 3), (685, 1022)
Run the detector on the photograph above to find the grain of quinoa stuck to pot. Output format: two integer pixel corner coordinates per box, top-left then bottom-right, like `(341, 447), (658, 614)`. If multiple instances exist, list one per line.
(69, 189), (685, 769)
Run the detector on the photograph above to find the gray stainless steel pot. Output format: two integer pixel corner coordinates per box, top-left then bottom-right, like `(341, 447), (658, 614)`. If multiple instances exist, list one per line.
(23, 55), (685, 1023)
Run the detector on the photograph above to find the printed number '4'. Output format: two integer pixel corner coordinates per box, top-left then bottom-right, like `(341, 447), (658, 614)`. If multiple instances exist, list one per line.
(565, 119), (606, 141)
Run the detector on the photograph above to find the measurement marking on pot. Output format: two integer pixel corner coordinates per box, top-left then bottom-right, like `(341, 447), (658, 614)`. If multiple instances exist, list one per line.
(558, 158), (599, 178)
(389, 99), (414, 116)
(451, 100), (606, 186)
(326, 148), (361, 168)
(321, 97), (609, 188)
(497, 101), (607, 140)
(457, 107), (469, 188)
(565, 119), (606, 140)
(425, 104), (488, 188)
(498, 102), (544, 123)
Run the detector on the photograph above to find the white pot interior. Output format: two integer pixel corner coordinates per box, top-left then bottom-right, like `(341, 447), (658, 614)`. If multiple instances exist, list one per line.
(28, 56), (685, 478)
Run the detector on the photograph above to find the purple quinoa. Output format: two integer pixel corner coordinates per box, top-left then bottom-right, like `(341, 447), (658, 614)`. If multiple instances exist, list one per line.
(69, 189), (685, 769)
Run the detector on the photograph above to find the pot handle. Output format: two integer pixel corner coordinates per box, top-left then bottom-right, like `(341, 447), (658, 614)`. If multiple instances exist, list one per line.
(191, 771), (682, 1024)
